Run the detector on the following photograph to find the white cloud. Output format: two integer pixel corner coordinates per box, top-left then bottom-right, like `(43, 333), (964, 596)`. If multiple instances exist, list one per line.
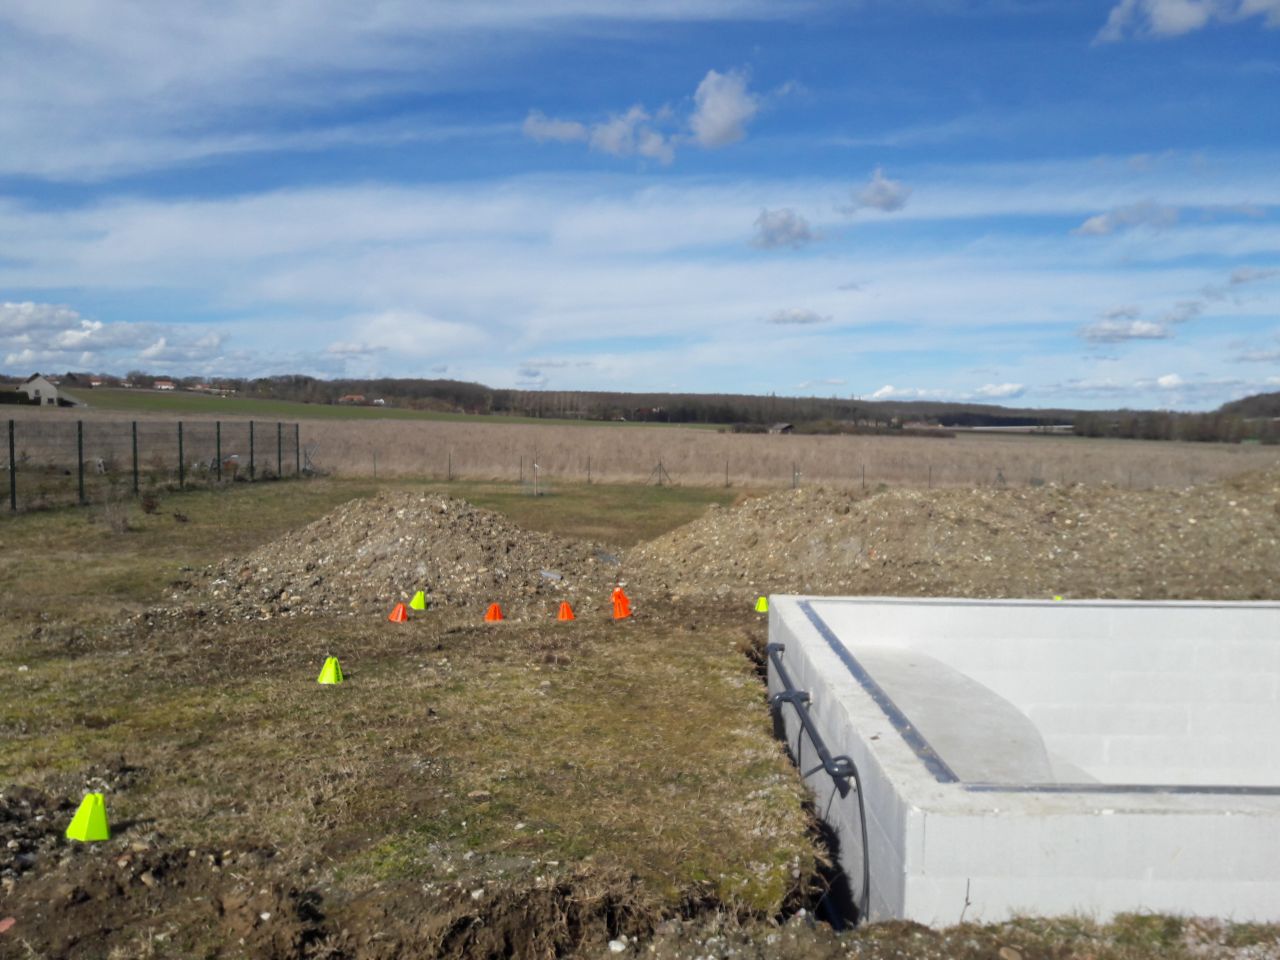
(766, 308), (831, 325)
(1232, 347), (1280, 362)
(1, 166), (1277, 403)
(522, 110), (587, 144)
(1097, 0), (1280, 42)
(689, 69), (759, 148)
(588, 106), (674, 163)
(752, 208), (814, 249)
(1079, 318), (1173, 342)
(1156, 372), (1185, 388)
(1164, 299), (1204, 324)
(524, 67), (759, 165)
(867, 383), (1026, 402)
(1231, 266), (1280, 284)
(0, 2), (797, 181)
(1073, 200), (1179, 236)
(1103, 305), (1143, 320)
(140, 333), (226, 363)
(974, 382), (1026, 399)
(0, 300), (238, 373)
(867, 385), (952, 400)
(846, 167), (912, 214)
(326, 341), (382, 356)
(0, 301), (84, 336)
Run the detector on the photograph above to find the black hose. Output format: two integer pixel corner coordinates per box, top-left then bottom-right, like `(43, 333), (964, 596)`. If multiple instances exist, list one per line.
(768, 643), (872, 925)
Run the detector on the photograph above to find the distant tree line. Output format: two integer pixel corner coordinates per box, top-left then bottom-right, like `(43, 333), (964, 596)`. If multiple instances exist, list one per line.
(31, 370), (1280, 444)
(1073, 409), (1280, 444)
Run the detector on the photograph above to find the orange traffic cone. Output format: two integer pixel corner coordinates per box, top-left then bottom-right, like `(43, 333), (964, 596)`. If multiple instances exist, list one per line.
(484, 603), (504, 622)
(388, 603), (409, 623)
(557, 601), (575, 621)
(611, 588), (632, 620)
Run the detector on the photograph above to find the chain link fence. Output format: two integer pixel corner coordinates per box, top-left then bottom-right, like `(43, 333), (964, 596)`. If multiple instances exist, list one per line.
(4, 419), (305, 513)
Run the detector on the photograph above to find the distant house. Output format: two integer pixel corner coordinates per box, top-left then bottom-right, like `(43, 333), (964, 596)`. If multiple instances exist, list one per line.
(768, 422), (795, 434)
(18, 374), (60, 406)
(154, 379), (176, 391)
(337, 394), (366, 405)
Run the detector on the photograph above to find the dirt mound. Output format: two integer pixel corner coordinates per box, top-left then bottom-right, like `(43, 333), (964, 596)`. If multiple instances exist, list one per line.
(631, 469), (1280, 603)
(196, 491), (621, 620)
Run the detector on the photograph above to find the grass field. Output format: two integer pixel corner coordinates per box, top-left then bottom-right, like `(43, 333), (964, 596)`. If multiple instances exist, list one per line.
(3, 479), (1279, 957)
(2, 478), (813, 956)
(68, 387), (717, 428)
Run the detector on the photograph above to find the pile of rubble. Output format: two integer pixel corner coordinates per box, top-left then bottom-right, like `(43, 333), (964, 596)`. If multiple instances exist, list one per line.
(193, 469), (1280, 621)
(197, 491), (621, 619)
(629, 469), (1280, 604)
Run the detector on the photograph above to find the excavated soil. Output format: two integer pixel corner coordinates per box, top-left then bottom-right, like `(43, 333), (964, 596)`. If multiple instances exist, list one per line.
(631, 469), (1280, 603)
(192, 470), (1280, 627)
(196, 491), (623, 620)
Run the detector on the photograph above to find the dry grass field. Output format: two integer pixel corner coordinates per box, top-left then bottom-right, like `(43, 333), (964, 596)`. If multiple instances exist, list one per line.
(8, 405), (1277, 493)
(286, 419), (1276, 490)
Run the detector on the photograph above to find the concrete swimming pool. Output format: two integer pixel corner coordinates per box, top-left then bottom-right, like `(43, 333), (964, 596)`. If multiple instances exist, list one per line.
(767, 596), (1280, 924)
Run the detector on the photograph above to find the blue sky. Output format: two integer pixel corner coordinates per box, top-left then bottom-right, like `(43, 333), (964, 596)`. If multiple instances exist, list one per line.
(1, 1), (1278, 410)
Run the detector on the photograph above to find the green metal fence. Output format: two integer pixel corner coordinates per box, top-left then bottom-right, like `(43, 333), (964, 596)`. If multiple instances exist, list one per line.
(4, 419), (304, 512)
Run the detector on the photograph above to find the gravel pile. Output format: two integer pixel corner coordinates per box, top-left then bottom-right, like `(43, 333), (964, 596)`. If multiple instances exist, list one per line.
(193, 470), (1280, 621)
(198, 491), (621, 619)
(630, 469), (1280, 604)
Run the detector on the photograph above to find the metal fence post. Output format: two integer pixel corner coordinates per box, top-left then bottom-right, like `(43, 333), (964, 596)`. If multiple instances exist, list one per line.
(131, 421), (139, 495)
(7, 419), (15, 511)
(216, 421), (222, 482)
(294, 423), (300, 475)
(277, 421), (282, 477)
(77, 420), (85, 505)
(249, 421), (255, 480)
(178, 421), (185, 490)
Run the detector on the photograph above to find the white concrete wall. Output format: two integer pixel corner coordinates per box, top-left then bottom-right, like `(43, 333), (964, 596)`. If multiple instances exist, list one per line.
(807, 598), (1280, 785)
(769, 596), (1280, 924)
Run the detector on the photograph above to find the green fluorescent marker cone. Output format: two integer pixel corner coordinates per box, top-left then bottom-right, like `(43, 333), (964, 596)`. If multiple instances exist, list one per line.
(66, 793), (110, 842)
(317, 656), (344, 685)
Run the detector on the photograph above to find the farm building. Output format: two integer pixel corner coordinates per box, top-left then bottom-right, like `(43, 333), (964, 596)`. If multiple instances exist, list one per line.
(768, 422), (795, 434)
(1, 373), (79, 406)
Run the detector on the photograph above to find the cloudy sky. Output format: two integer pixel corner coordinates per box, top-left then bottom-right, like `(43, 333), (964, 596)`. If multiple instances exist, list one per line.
(2, 0), (1279, 410)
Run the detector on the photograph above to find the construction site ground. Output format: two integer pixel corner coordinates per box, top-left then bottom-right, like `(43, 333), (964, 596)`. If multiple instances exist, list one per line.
(3, 471), (1280, 959)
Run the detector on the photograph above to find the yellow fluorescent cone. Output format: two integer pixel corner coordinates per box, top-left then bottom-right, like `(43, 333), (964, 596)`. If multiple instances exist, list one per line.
(409, 591), (427, 611)
(65, 792), (110, 842)
(317, 656), (344, 685)
(754, 596), (769, 613)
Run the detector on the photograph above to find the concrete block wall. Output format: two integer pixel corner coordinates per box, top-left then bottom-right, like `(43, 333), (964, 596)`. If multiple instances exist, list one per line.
(809, 598), (1280, 785)
(770, 596), (1280, 924)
